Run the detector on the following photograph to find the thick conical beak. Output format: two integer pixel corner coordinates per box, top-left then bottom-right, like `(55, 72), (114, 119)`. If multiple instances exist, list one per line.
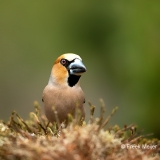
(68, 59), (86, 76)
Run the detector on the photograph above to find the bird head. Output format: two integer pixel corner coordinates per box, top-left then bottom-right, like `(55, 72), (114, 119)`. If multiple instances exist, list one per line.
(49, 53), (86, 87)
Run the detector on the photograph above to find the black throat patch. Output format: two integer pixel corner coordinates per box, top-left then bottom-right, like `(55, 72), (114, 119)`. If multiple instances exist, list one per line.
(68, 75), (81, 87)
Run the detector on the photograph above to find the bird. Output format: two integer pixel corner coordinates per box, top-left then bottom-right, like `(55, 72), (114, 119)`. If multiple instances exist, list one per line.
(42, 53), (86, 125)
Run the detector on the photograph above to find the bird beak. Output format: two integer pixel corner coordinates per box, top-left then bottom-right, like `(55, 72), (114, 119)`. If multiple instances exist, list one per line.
(68, 58), (86, 76)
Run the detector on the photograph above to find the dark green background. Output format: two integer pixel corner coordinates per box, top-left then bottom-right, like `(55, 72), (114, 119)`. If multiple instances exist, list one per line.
(0, 1), (160, 138)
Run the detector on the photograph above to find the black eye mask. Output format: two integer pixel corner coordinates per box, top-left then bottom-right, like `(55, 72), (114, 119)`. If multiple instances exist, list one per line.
(60, 58), (81, 87)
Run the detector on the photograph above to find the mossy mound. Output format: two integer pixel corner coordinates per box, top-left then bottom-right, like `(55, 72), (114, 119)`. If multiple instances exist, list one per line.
(0, 100), (159, 160)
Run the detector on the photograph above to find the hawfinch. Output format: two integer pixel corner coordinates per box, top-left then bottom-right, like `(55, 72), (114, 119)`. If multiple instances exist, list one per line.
(42, 53), (86, 124)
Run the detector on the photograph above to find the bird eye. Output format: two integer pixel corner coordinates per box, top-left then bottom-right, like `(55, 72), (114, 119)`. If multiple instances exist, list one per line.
(60, 59), (68, 66)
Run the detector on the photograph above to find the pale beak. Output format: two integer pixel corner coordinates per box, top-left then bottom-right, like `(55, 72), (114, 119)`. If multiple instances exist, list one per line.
(68, 59), (86, 76)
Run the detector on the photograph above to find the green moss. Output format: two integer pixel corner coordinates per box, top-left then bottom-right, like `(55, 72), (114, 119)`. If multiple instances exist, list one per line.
(0, 100), (159, 160)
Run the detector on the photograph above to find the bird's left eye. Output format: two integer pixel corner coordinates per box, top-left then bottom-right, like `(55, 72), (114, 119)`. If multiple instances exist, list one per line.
(60, 59), (68, 66)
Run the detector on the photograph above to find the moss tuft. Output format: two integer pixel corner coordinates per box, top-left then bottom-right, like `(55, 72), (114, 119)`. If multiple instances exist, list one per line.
(0, 100), (159, 160)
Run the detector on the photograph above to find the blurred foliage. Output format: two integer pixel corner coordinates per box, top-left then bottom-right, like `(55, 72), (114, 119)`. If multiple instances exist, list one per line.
(0, 1), (160, 138)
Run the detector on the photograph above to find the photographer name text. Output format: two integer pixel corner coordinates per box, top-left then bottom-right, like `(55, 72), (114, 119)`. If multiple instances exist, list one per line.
(121, 143), (157, 150)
